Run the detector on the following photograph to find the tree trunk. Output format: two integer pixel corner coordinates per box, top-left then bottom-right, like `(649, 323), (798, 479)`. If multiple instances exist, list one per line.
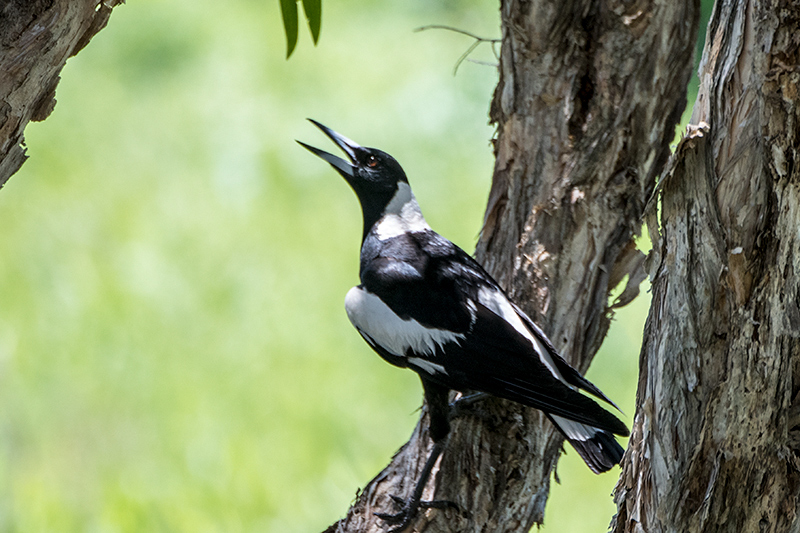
(326, 1), (699, 531)
(613, 1), (800, 532)
(0, 0), (121, 189)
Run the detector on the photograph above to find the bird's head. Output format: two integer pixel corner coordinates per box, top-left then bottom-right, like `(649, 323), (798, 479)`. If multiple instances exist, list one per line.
(298, 120), (408, 210)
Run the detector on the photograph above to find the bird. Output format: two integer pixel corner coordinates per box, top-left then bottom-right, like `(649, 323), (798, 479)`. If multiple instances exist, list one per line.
(298, 120), (629, 532)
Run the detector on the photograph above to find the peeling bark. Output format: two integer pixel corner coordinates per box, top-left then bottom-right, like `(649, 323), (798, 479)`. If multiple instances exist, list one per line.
(326, 1), (699, 531)
(613, 1), (800, 532)
(0, 0), (122, 188)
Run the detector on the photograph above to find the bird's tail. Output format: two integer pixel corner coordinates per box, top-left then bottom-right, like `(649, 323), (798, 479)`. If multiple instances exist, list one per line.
(548, 414), (625, 473)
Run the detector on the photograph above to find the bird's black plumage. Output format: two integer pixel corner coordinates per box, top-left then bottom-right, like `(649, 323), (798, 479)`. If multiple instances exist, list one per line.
(299, 121), (629, 531)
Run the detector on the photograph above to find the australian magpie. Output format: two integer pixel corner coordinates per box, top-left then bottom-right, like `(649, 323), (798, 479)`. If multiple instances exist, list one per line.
(298, 120), (629, 532)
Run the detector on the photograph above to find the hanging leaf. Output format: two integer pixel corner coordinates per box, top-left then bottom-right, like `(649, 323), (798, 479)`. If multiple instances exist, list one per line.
(301, 0), (322, 45)
(280, 0), (299, 58)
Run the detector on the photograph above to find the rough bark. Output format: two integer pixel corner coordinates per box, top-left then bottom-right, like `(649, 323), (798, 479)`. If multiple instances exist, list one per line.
(613, 1), (800, 532)
(326, 1), (698, 532)
(0, 0), (122, 189)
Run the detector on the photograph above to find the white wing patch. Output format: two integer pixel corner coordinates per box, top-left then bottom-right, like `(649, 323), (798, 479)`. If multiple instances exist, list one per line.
(374, 183), (431, 240)
(477, 286), (566, 382)
(551, 415), (597, 442)
(345, 286), (463, 360)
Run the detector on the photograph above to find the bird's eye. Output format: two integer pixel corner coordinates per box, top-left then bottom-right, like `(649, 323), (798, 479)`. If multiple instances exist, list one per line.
(367, 155), (378, 168)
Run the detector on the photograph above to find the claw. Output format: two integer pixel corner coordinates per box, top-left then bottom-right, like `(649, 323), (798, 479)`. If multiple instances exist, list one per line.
(374, 510), (405, 527)
(374, 495), (458, 532)
(372, 440), (451, 532)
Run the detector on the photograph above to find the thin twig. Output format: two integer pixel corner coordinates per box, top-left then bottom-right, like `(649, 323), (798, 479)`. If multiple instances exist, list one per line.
(415, 24), (501, 76)
(415, 24), (500, 43)
(453, 40), (482, 75)
(466, 59), (499, 68)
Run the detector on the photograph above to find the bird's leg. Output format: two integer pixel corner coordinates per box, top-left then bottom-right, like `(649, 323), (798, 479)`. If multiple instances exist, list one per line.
(374, 440), (454, 532)
(374, 380), (458, 532)
(448, 391), (494, 426)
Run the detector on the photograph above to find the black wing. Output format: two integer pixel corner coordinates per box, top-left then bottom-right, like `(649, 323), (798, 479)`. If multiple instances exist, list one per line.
(437, 299), (628, 436)
(359, 230), (628, 437)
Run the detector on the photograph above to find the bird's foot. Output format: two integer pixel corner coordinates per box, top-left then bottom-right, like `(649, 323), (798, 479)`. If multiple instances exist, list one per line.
(375, 494), (458, 532)
(449, 392), (491, 421)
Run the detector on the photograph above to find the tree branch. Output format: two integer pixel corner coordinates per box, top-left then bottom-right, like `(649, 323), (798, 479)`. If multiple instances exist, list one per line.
(0, 0), (123, 189)
(414, 24), (500, 75)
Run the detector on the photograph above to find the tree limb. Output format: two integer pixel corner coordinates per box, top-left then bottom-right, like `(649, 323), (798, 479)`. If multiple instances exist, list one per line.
(0, 0), (123, 189)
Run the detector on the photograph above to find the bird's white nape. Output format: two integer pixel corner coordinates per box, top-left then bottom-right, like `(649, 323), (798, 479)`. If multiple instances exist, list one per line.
(344, 286), (463, 360)
(384, 182), (414, 214)
(374, 183), (430, 240)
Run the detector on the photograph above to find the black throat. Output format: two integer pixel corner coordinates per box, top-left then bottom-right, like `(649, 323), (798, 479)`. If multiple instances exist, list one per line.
(353, 186), (398, 243)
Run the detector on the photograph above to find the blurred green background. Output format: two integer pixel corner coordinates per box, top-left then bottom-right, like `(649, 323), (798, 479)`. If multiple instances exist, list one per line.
(0, 1), (709, 531)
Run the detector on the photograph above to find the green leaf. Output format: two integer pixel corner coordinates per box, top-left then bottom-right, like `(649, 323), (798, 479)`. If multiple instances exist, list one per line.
(280, 0), (298, 58)
(301, 0), (322, 45)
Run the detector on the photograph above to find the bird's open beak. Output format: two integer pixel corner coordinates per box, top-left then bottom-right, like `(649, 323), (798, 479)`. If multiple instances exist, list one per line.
(297, 119), (360, 177)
